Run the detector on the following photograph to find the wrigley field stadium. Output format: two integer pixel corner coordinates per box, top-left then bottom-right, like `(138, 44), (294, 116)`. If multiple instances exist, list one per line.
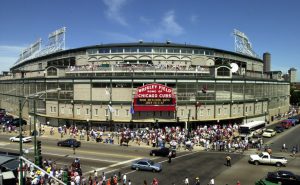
(0, 28), (290, 130)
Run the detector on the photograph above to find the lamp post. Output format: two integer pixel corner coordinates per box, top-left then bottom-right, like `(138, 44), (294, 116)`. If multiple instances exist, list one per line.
(195, 101), (201, 120)
(28, 115), (31, 136)
(18, 88), (61, 185)
(187, 109), (191, 138)
(86, 119), (90, 141)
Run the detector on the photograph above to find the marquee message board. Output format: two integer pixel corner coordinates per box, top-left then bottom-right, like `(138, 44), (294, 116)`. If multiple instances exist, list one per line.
(133, 83), (176, 111)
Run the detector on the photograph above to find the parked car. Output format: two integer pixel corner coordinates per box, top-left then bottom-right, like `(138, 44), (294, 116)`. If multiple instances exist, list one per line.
(274, 126), (284, 133)
(9, 135), (32, 143)
(266, 170), (300, 185)
(57, 139), (81, 148)
(150, 147), (176, 157)
(1, 115), (14, 124)
(281, 120), (293, 129)
(287, 117), (298, 126)
(11, 118), (27, 126)
(262, 129), (276, 138)
(249, 152), (288, 167)
(255, 179), (280, 185)
(131, 159), (162, 172)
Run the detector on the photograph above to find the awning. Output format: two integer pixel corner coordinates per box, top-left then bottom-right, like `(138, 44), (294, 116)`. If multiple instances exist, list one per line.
(1, 159), (19, 170)
(1, 171), (15, 180)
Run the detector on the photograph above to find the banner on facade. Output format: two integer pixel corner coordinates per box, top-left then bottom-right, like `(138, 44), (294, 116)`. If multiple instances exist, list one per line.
(133, 83), (176, 111)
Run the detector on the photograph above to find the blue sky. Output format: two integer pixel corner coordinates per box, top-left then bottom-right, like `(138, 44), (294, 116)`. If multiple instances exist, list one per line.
(0, 0), (299, 81)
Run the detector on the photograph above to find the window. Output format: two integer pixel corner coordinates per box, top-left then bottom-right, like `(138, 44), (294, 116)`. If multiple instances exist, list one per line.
(115, 109), (119, 116)
(245, 106), (248, 113)
(139, 47), (152, 53)
(193, 49), (205, 55)
(50, 106), (53, 113)
(180, 109), (184, 117)
(126, 109), (129, 116)
(167, 48), (180, 53)
(86, 108), (89, 115)
(99, 48), (110, 53)
(181, 49), (192, 54)
(200, 109), (204, 116)
(217, 67), (230, 76)
(47, 67), (58, 76)
(218, 108), (221, 115)
(224, 108), (227, 115)
(95, 109), (98, 116)
(87, 49), (98, 54)
(153, 47), (166, 53)
(111, 48), (123, 53)
(124, 47), (138, 53)
(105, 109), (109, 117)
(76, 108), (80, 115)
(61, 107), (65, 114)
(249, 106), (252, 112)
(207, 109), (211, 116)
(38, 63), (42, 70)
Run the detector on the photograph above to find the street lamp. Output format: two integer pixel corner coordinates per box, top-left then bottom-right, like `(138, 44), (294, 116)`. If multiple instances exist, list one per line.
(86, 119), (90, 141)
(28, 115), (31, 136)
(18, 88), (61, 185)
(195, 101), (201, 120)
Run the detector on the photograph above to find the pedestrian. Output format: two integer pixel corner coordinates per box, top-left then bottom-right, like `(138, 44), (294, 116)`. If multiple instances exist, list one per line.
(122, 174), (127, 184)
(208, 178), (214, 185)
(73, 145), (76, 155)
(184, 177), (189, 185)
(281, 143), (287, 152)
(168, 151), (172, 163)
(128, 179), (131, 185)
(195, 177), (200, 185)
(292, 146), (297, 157)
(226, 155), (231, 167)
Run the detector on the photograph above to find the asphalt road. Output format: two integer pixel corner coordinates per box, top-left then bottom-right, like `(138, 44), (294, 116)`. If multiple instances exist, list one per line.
(1, 123), (300, 185)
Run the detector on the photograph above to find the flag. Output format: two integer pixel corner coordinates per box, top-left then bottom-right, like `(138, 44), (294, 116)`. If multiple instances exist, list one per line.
(130, 103), (135, 114)
(105, 86), (110, 95)
(108, 104), (114, 113)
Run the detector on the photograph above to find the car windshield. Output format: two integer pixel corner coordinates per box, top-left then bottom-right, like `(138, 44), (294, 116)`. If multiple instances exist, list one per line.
(148, 160), (154, 165)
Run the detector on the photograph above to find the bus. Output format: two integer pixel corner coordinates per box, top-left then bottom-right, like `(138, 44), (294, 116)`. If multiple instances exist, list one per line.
(239, 121), (266, 138)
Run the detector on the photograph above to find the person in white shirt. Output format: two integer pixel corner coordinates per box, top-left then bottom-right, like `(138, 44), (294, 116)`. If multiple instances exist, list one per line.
(184, 177), (189, 185)
(209, 178), (215, 185)
(123, 174), (127, 184)
(75, 175), (81, 185)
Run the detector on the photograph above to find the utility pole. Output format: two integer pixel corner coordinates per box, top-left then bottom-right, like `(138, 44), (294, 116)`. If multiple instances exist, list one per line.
(19, 99), (23, 185)
(34, 99), (37, 165)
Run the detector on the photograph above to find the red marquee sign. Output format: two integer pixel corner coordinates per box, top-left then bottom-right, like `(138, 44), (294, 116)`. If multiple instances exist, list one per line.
(133, 83), (176, 111)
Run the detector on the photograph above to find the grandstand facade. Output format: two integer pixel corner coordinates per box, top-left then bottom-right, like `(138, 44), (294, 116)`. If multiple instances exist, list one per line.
(0, 42), (290, 129)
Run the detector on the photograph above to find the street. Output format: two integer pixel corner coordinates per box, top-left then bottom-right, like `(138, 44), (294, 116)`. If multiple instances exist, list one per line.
(0, 123), (300, 184)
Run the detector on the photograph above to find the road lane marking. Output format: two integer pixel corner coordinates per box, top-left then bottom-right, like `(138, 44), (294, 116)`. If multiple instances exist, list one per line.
(83, 157), (142, 175)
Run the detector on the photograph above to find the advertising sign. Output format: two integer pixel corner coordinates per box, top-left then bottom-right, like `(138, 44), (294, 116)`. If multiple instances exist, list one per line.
(133, 83), (176, 111)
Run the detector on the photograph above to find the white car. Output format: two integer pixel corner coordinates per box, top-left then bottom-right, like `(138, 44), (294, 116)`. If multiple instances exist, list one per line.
(262, 129), (276, 138)
(9, 135), (32, 143)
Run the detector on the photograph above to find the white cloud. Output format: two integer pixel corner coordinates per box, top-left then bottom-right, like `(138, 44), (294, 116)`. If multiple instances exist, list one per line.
(102, 0), (128, 26)
(144, 10), (184, 39)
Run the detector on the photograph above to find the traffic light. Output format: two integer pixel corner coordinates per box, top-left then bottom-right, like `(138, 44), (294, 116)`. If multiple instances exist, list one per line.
(37, 140), (42, 156)
(36, 140), (42, 167)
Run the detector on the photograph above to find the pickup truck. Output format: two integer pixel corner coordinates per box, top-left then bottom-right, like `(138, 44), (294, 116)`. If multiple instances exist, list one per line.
(249, 152), (288, 167)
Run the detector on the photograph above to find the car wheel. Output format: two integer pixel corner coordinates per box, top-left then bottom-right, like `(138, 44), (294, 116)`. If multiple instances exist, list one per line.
(276, 162), (282, 167)
(254, 161), (259, 165)
(135, 167), (139, 171)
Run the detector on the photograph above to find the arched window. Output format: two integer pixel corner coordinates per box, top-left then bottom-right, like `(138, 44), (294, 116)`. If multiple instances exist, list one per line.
(217, 66), (230, 76)
(47, 67), (58, 76)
